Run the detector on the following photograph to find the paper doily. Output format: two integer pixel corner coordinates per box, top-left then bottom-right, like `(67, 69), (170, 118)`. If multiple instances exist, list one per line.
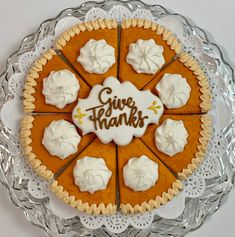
(0, 5), (231, 234)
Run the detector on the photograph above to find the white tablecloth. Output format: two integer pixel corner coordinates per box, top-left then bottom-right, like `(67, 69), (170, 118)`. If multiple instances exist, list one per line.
(0, 0), (234, 236)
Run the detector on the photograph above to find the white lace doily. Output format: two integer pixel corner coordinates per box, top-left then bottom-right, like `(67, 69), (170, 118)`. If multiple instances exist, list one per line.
(0, 6), (231, 234)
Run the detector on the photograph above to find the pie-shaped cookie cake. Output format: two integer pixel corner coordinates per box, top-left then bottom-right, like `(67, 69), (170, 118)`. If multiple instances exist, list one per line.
(20, 18), (212, 215)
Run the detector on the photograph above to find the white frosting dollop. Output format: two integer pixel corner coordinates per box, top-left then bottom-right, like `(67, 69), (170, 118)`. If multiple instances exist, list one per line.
(42, 70), (80, 109)
(126, 39), (165, 74)
(77, 39), (115, 74)
(73, 156), (112, 194)
(155, 119), (189, 156)
(42, 120), (81, 159)
(123, 155), (158, 192)
(156, 73), (191, 109)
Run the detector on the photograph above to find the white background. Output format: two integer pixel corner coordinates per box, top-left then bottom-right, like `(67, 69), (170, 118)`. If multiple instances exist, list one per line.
(0, 0), (234, 236)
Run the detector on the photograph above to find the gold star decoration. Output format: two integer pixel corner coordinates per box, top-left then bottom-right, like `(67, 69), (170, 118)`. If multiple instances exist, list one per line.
(74, 108), (87, 124)
(147, 101), (161, 115)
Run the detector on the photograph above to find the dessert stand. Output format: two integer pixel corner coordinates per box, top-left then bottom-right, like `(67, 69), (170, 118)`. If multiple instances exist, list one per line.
(0, 0), (234, 236)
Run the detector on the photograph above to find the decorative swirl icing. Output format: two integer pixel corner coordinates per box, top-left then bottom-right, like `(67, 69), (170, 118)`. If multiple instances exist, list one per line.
(42, 70), (80, 109)
(155, 119), (189, 156)
(156, 73), (191, 109)
(123, 155), (158, 192)
(42, 120), (81, 159)
(73, 156), (112, 194)
(77, 39), (115, 74)
(126, 39), (165, 74)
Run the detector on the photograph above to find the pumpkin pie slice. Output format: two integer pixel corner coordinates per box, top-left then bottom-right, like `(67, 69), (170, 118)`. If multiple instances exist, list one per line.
(143, 52), (212, 114)
(140, 114), (212, 179)
(23, 49), (91, 113)
(118, 138), (183, 214)
(51, 138), (117, 215)
(20, 114), (96, 180)
(119, 18), (182, 89)
(55, 19), (118, 87)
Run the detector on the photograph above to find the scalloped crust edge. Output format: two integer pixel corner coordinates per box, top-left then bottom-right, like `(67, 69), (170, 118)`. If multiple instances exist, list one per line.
(120, 179), (183, 214)
(51, 180), (117, 215)
(178, 114), (212, 179)
(179, 52), (212, 113)
(20, 115), (54, 180)
(23, 49), (57, 113)
(55, 18), (118, 50)
(121, 18), (182, 55)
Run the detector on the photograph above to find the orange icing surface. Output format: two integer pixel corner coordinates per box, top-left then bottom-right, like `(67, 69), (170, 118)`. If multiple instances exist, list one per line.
(119, 27), (176, 89)
(143, 58), (202, 114)
(61, 28), (118, 87)
(56, 138), (117, 206)
(140, 114), (202, 174)
(118, 138), (176, 206)
(30, 114), (96, 174)
(33, 55), (91, 113)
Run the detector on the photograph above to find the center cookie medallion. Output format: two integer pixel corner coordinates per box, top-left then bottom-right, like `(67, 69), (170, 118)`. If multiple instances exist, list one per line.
(72, 77), (163, 146)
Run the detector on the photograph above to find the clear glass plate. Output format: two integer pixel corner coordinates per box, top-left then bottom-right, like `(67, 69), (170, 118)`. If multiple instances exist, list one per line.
(0, 0), (235, 236)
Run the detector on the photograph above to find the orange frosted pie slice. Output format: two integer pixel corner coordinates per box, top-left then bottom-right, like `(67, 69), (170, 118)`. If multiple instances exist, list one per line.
(143, 53), (212, 114)
(20, 114), (96, 180)
(55, 19), (118, 87)
(140, 114), (211, 179)
(51, 138), (117, 215)
(119, 18), (182, 89)
(23, 49), (91, 113)
(118, 138), (182, 214)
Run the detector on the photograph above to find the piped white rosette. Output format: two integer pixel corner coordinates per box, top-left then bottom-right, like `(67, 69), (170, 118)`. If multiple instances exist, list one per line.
(156, 73), (191, 109)
(72, 76), (164, 146)
(77, 39), (115, 74)
(123, 155), (158, 191)
(126, 39), (165, 74)
(42, 120), (81, 159)
(155, 119), (189, 156)
(73, 156), (112, 193)
(42, 69), (80, 109)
